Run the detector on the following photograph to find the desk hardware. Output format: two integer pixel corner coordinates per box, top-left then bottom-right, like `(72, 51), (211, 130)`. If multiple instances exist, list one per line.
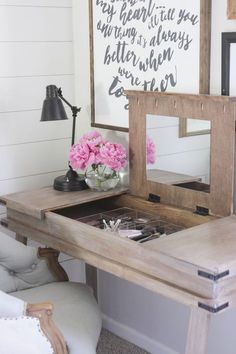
(148, 193), (160, 203)
(198, 302), (229, 313)
(195, 206), (209, 216)
(198, 270), (230, 281)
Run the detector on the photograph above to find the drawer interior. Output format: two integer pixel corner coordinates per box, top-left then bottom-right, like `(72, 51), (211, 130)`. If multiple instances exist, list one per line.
(53, 195), (185, 244)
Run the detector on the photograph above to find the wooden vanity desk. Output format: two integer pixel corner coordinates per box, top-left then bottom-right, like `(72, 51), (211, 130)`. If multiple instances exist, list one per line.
(1, 92), (236, 354)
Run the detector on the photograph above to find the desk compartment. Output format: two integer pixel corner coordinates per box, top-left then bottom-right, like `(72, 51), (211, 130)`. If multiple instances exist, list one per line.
(52, 194), (200, 244)
(77, 208), (183, 243)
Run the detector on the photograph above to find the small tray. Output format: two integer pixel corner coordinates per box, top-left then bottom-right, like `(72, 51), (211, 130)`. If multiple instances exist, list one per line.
(77, 207), (183, 242)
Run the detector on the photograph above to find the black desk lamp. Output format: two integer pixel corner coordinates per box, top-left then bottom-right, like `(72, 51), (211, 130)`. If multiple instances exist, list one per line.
(41, 85), (88, 191)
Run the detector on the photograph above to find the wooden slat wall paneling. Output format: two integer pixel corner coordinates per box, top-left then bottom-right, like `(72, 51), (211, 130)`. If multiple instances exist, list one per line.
(0, 42), (73, 77)
(0, 171), (67, 196)
(0, 1), (74, 197)
(0, 140), (70, 180)
(0, 76), (73, 112)
(0, 111), (72, 146)
(0, 7), (72, 41)
(0, 1), (71, 6)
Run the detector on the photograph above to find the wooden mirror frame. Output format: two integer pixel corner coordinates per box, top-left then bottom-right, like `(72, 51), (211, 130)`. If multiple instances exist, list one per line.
(90, 0), (212, 132)
(126, 90), (236, 217)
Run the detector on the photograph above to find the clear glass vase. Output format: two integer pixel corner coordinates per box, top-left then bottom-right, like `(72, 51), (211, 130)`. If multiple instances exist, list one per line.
(85, 166), (119, 192)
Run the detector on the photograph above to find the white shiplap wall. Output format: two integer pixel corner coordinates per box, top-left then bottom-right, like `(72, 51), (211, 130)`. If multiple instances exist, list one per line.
(0, 0), (73, 213)
(0, 0), (85, 280)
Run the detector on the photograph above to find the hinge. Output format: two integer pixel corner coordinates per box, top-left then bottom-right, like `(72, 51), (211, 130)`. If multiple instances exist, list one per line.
(198, 269), (229, 281)
(194, 206), (209, 216)
(198, 302), (229, 313)
(148, 193), (161, 203)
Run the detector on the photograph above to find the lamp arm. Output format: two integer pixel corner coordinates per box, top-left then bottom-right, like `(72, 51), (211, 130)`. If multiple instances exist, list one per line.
(57, 88), (81, 146)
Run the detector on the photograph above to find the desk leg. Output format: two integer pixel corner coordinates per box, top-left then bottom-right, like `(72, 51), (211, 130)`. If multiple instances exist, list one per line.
(16, 233), (27, 245)
(85, 264), (98, 300)
(185, 307), (211, 354)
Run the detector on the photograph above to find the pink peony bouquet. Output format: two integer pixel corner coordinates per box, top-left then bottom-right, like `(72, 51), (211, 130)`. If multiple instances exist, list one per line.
(69, 131), (127, 179)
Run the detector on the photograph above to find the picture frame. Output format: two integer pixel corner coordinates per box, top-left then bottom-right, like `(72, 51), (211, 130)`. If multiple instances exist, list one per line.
(228, 0), (236, 19)
(221, 32), (236, 96)
(179, 0), (211, 137)
(179, 117), (211, 137)
(89, 0), (212, 132)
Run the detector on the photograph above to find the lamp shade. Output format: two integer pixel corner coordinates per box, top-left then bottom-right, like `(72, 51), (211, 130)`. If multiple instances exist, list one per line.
(40, 85), (68, 121)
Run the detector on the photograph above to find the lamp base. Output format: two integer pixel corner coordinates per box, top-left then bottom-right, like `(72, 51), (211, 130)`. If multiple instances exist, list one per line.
(53, 169), (88, 192)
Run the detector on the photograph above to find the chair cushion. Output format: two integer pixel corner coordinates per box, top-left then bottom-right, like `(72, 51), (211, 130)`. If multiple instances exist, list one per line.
(12, 282), (102, 354)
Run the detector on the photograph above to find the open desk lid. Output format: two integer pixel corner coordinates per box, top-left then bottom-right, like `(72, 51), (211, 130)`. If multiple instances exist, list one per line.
(126, 91), (236, 217)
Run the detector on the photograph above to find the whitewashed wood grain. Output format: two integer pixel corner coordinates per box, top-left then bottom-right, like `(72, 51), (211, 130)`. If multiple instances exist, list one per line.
(0, 76), (74, 112)
(0, 42), (73, 77)
(0, 6), (72, 41)
(0, 139), (71, 180)
(0, 110), (74, 145)
(0, 1), (71, 6)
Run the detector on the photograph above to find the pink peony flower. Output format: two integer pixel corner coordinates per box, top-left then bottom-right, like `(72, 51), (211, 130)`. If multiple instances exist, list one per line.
(68, 130), (127, 174)
(146, 136), (155, 164)
(69, 143), (97, 170)
(99, 142), (127, 172)
(79, 130), (103, 153)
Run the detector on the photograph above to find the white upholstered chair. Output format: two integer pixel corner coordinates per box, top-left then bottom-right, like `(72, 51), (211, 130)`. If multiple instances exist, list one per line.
(0, 230), (102, 354)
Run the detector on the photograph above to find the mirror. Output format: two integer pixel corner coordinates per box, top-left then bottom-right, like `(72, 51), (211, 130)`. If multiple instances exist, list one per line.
(127, 90), (235, 216)
(146, 115), (211, 192)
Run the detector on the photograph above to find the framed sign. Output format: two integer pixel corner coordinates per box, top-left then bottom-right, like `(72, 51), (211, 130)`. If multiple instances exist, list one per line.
(89, 0), (211, 132)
